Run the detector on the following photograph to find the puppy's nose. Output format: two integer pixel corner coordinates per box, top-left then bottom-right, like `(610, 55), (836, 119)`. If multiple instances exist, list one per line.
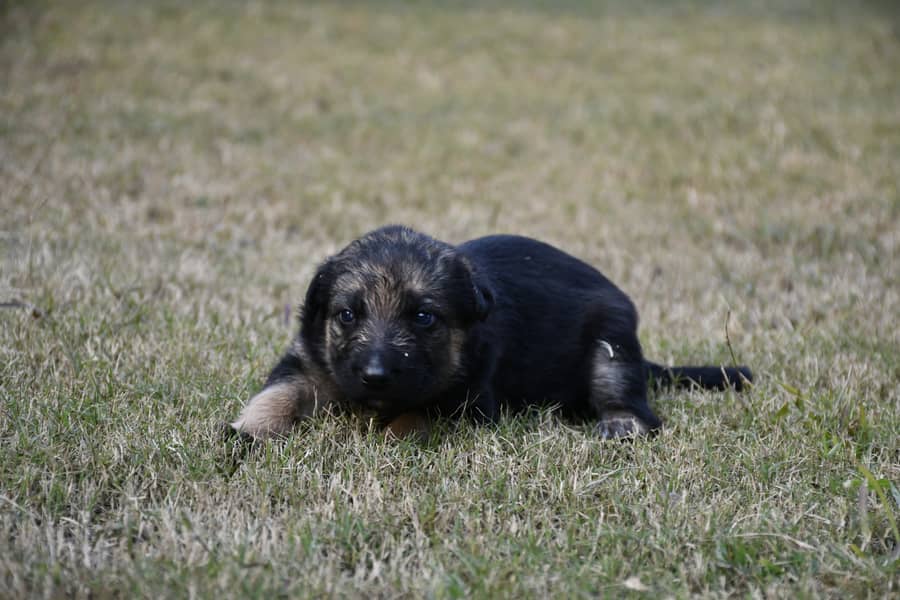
(361, 356), (390, 389)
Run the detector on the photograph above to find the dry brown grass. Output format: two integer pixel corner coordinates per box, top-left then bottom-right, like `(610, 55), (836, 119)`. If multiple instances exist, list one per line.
(1, 1), (898, 597)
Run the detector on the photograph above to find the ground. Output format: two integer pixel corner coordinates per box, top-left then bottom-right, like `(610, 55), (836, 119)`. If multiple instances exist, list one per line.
(1, 0), (898, 597)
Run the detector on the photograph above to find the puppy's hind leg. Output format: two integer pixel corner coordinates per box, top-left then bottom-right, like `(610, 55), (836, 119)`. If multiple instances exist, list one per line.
(590, 340), (662, 439)
(230, 343), (335, 440)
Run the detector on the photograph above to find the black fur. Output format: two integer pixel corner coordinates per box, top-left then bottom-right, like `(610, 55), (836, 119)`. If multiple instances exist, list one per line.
(231, 226), (752, 439)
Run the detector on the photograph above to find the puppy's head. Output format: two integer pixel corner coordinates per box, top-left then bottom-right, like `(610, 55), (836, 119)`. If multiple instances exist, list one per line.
(300, 226), (493, 416)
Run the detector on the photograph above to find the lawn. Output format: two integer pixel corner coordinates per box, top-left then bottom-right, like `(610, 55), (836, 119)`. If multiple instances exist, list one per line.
(1, 0), (898, 597)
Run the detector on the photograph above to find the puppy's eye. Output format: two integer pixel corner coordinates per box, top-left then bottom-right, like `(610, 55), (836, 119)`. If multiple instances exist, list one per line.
(338, 309), (355, 324)
(413, 311), (435, 328)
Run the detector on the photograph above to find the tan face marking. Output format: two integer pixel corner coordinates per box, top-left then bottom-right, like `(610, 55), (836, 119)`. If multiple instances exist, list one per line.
(316, 229), (475, 410)
(446, 328), (466, 375)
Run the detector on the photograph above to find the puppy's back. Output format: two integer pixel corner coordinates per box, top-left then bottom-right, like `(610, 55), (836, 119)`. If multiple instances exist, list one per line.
(458, 235), (635, 413)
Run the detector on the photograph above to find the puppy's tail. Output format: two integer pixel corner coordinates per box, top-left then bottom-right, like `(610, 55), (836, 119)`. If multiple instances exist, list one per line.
(645, 361), (752, 392)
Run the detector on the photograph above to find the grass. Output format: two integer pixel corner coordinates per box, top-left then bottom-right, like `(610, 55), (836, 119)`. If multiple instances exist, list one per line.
(1, 0), (898, 596)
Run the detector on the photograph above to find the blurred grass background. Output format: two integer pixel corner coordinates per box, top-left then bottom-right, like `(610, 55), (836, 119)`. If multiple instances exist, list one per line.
(1, 1), (898, 597)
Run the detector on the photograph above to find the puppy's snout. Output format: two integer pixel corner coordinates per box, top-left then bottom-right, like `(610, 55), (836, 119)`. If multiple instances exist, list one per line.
(360, 354), (391, 390)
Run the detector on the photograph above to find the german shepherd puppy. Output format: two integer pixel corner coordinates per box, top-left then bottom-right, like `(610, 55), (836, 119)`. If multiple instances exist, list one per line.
(230, 225), (751, 440)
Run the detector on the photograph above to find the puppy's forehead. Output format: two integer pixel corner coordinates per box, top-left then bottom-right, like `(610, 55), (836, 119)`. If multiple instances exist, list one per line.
(327, 227), (462, 313)
(341, 226), (454, 264)
(330, 255), (454, 315)
(334, 255), (443, 296)
(339, 231), (454, 282)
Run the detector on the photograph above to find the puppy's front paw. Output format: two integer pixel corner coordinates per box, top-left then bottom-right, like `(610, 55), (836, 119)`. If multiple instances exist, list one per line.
(221, 421), (254, 443)
(230, 382), (305, 440)
(596, 410), (650, 440)
(219, 421), (258, 476)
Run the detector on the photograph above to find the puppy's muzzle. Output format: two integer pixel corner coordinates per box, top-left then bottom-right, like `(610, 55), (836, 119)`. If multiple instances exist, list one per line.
(361, 356), (389, 389)
(356, 352), (397, 391)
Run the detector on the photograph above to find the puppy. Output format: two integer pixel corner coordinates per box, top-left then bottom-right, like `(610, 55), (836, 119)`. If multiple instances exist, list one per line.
(230, 225), (752, 441)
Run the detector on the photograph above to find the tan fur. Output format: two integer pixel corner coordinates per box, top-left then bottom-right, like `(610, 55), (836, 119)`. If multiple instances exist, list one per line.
(230, 381), (305, 439)
(590, 343), (626, 412)
(384, 411), (431, 442)
(590, 342), (652, 438)
(446, 328), (466, 376)
(597, 409), (650, 439)
(231, 358), (338, 439)
(334, 261), (428, 320)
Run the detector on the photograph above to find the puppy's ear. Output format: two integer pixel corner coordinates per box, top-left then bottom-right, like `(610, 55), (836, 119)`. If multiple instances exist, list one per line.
(456, 255), (494, 322)
(471, 276), (494, 321)
(300, 259), (336, 335)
